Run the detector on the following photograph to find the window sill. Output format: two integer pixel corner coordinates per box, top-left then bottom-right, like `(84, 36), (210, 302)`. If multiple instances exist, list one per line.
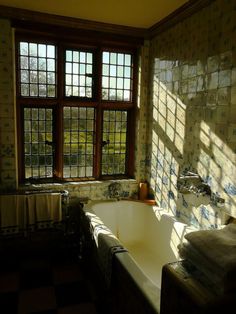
(18, 178), (137, 192)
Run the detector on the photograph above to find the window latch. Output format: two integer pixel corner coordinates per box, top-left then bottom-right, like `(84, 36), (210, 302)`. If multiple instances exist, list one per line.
(45, 140), (55, 152)
(45, 140), (54, 147)
(102, 139), (110, 147)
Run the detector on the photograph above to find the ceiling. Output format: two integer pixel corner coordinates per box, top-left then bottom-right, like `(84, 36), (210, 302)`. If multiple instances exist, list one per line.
(0, 0), (189, 28)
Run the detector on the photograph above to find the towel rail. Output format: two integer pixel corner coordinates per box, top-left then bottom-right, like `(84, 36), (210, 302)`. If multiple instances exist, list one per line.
(0, 190), (70, 237)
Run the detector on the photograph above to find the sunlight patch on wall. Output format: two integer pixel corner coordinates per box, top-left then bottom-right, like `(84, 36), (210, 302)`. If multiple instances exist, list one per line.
(197, 121), (236, 217)
(152, 73), (186, 154)
(150, 59), (189, 213)
(150, 129), (180, 214)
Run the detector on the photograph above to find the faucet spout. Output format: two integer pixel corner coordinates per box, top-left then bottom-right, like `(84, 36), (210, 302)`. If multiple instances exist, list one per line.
(108, 182), (122, 200)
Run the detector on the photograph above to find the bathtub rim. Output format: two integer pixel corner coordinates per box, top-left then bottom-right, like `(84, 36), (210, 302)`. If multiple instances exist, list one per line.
(83, 199), (196, 230)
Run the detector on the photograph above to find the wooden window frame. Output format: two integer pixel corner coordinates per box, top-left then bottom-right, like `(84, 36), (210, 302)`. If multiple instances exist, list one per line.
(16, 30), (138, 183)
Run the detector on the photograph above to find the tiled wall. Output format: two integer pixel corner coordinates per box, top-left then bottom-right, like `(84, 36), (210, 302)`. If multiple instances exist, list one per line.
(0, 19), (17, 191)
(148, 0), (236, 228)
(134, 40), (150, 183)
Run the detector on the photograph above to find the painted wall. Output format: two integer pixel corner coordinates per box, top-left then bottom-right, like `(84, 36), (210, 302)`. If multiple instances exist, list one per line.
(148, 0), (236, 228)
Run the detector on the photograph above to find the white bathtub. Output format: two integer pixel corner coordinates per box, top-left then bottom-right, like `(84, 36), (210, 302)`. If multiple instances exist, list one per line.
(83, 200), (196, 313)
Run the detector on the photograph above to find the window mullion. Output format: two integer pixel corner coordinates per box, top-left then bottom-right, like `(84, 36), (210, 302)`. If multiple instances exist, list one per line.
(126, 108), (135, 177)
(94, 48), (103, 178)
(54, 44), (64, 178)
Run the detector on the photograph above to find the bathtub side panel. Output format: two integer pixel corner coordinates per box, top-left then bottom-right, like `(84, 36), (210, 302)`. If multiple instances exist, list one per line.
(112, 253), (159, 314)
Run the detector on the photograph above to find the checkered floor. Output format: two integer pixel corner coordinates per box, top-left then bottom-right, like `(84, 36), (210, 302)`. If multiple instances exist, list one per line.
(0, 234), (107, 314)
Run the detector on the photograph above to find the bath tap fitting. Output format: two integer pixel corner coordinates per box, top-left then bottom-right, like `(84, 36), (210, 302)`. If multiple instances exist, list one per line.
(210, 192), (225, 206)
(108, 182), (122, 200)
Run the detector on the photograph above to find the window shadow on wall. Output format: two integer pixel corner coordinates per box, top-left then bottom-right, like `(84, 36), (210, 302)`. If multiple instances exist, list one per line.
(149, 56), (236, 225)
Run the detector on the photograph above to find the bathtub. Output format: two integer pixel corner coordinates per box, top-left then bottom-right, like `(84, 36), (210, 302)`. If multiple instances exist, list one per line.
(82, 200), (196, 313)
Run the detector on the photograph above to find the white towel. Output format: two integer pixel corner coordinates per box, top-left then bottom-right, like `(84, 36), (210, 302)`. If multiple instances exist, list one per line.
(35, 193), (62, 222)
(16, 195), (28, 230)
(85, 211), (127, 287)
(0, 195), (27, 234)
(26, 194), (36, 226)
(27, 193), (62, 228)
(180, 224), (236, 294)
(97, 229), (127, 287)
(184, 224), (236, 274)
(85, 212), (105, 246)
